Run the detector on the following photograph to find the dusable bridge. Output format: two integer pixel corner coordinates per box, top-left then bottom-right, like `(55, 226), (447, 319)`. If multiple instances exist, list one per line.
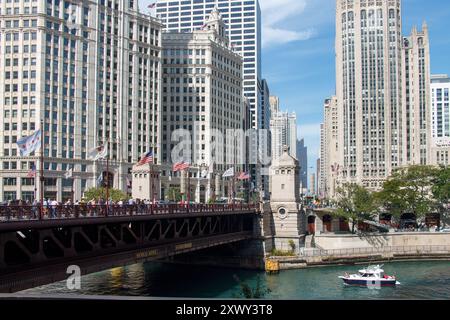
(0, 204), (259, 293)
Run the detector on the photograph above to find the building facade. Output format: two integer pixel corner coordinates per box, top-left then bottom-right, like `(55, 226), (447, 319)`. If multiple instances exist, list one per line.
(154, 0), (262, 129)
(335, 0), (432, 191)
(269, 95), (280, 114)
(0, 0), (162, 202)
(270, 111), (297, 160)
(402, 24), (431, 166)
(160, 8), (244, 202)
(320, 96), (339, 199)
(296, 138), (308, 195)
(430, 74), (450, 165)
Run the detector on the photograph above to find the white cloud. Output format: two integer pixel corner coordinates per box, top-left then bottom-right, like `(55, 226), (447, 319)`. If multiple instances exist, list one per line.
(263, 27), (315, 47)
(260, 0), (316, 48)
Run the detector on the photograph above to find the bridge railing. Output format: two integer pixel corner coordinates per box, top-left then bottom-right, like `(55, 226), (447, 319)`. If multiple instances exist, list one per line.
(0, 203), (259, 222)
(300, 245), (450, 258)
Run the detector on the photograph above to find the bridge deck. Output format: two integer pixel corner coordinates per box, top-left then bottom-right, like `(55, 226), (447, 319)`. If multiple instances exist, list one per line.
(0, 204), (259, 231)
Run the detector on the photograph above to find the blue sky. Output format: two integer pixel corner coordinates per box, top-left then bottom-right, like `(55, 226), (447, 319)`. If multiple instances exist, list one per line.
(140, 0), (450, 174)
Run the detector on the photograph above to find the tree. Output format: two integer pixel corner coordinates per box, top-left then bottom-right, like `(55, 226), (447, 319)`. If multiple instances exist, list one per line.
(167, 187), (182, 202)
(431, 166), (450, 227)
(376, 166), (435, 222)
(335, 183), (376, 233)
(83, 188), (129, 202)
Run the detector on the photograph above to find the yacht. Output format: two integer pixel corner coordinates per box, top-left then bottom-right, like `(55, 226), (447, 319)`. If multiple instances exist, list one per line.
(339, 265), (400, 287)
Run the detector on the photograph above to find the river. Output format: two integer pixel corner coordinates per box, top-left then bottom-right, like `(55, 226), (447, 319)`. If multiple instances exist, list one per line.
(22, 260), (450, 299)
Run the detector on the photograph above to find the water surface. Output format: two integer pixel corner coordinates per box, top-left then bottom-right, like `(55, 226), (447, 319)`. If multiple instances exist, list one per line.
(23, 260), (450, 299)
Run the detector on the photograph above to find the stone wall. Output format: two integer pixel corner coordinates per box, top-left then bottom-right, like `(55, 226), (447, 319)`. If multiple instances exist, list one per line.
(314, 232), (450, 250)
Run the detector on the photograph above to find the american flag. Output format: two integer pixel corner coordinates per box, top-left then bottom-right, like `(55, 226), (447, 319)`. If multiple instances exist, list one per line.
(237, 172), (250, 180)
(148, 2), (156, 9)
(173, 161), (190, 172)
(137, 151), (154, 166)
(27, 165), (36, 178)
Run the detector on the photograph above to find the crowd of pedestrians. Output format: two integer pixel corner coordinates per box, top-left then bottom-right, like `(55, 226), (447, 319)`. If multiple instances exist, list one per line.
(0, 198), (158, 221)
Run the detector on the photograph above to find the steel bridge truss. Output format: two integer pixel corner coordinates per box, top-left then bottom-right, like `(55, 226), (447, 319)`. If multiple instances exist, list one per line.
(0, 211), (255, 292)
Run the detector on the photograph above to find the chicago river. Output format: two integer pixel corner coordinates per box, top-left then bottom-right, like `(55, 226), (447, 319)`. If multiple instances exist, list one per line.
(23, 260), (450, 299)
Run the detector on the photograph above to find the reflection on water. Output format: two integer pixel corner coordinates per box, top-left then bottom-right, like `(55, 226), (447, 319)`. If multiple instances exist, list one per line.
(23, 260), (450, 299)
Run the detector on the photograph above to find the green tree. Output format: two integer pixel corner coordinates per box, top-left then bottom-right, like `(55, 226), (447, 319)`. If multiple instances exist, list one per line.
(335, 183), (376, 233)
(167, 186), (182, 202)
(431, 166), (450, 227)
(376, 166), (435, 222)
(83, 188), (129, 202)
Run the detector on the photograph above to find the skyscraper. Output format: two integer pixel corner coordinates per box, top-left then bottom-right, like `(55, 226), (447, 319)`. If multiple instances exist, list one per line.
(0, 0), (163, 202)
(321, 96), (339, 198)
(402, 24), (431, 166)
(154, 0), (263, 129)
(431, 74), (450, 142)
(335, 0), (431, 190)
(430, 74), (450, 165)
(270, 111), (297, 160)
(160, 8), (244, 201)
(296, 138), (308, 194)
(336, 0), (403, 189)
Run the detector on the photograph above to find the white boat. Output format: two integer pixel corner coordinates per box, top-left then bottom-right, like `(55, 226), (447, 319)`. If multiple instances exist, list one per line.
(339, 265), (400, 287)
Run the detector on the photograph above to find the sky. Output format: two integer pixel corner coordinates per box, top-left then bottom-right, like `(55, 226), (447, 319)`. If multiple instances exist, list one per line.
(140, 0), (450, 175)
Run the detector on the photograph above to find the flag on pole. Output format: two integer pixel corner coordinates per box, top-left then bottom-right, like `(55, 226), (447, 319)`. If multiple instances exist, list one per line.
(222, 167), (235, 178)
(148, 2), (157, 9)
(88, 144), (108, 161)
(201, 169), (208, 178)
(96, 173), (103, 187)
(237, 172), (250, 180)
(137, 151), (154, 166)
(173, 161), (190, 172)
(17, 129), (41, 157)
(27, 165), (36, 178)
(64, 167), (73, 179)
(201, 23), (207, 30)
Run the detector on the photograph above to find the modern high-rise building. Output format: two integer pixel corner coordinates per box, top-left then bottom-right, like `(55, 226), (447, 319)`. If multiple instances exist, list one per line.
(160, 8), (244, 202)
(430, 74), (450, 165)
(154, 0), (263, 129)
(296, 138), (308, 194)
(260, 79), (271, 196)
(260, 79), (271, 137)
(0, 0), (163, 202)
(335, 0), (431, 190)
(431, 74), (450, 142)
(270, 111), (297, 160)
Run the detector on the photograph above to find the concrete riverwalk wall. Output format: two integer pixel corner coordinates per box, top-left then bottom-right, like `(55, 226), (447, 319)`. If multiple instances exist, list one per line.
(313, 232), (450, 250)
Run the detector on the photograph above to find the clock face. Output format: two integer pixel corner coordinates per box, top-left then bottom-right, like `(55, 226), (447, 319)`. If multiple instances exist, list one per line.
(278, 207), (287, 220)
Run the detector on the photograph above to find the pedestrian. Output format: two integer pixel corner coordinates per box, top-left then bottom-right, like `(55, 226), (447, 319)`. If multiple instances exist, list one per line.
(32, 199), (39, 219)
(50, 199), (58, 218)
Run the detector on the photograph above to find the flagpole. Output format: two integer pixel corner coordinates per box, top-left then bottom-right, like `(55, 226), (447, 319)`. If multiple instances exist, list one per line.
(39, 120), (44, 220)
(105, 139), (109, 212)
(151, 146), (156, 207)
(187, 168), (190, 211)
(150, 161), (154, 208)
(71, 164), (74, 203)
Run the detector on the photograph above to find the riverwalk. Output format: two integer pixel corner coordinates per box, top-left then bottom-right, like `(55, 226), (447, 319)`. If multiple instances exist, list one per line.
(267, 244), (450, 271)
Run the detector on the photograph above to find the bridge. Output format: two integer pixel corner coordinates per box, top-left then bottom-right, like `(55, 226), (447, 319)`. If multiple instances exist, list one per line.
(0, 204), (259, 293)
